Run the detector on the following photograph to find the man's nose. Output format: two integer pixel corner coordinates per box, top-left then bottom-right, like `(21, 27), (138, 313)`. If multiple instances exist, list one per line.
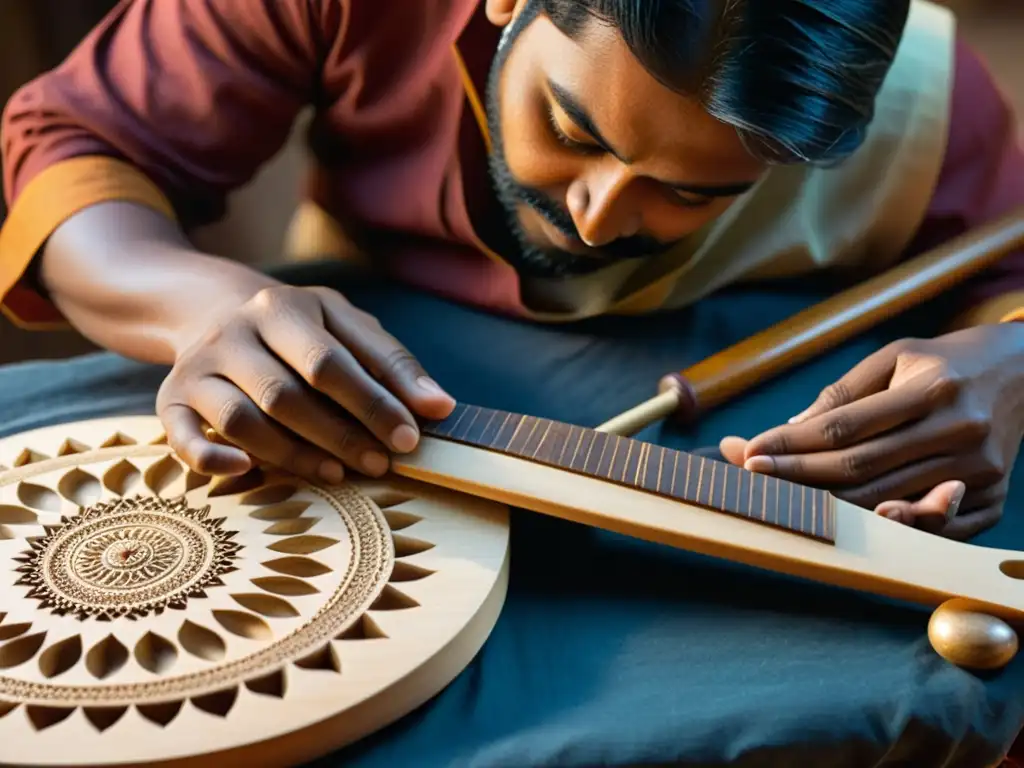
(566, 165), (641, 247)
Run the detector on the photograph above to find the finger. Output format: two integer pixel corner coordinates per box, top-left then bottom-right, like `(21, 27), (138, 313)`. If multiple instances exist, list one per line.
(220, 343), (391, 477)
(745, 383), (933, 460)
(788, 342), (903, 424)
(187, 376), (346, 485)
(942, 503), (1004, 541)
(837, 448), (1003, 510)
(831, 454), (966, 514)
(874, 480), (965, 531)
(255, 304), (426, 454)
(160, 402), (252, 477)
(719, 436), (748, 466)
(317, 292), (456, 419)
(743, 412), (978, 487)
(957, 481), (1009, 515)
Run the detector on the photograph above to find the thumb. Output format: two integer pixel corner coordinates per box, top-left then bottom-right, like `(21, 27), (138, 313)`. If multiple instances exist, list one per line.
(874, 480), (965, 531)
(789, 343), (902, 424)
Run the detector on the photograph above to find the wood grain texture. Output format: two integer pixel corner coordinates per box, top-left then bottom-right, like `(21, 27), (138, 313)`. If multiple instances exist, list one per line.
(598, 207), (1024, 436)
(394, 431), (1024, 628)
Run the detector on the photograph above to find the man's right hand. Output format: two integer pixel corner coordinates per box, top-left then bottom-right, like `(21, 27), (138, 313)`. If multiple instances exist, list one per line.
(155, 284), (456, 484)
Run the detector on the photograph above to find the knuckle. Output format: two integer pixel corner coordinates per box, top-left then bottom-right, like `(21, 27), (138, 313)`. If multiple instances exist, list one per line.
(363, 393), (391, 426)
(250, 286), (284, 313)
(820, 415), (853, 447)
(958, 414), (992, 443)
(255, 376), (297, 416)
(330, 422), (362, 459)
(383, 348), (421, 379)
(887, 337), (921, 356)
(925, 368), (964, 404)
(249, 285), (305, 318)
(214, 398), (254, 438)
(840, 451), (872, 480)
(304, 344), (337, 388)
(818, 381), (853, 410)
(755, 430), (792, 456)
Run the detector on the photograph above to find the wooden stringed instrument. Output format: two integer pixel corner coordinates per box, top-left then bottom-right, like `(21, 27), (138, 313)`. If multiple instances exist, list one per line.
(0, 209), (1020, 767)
(399, 402), (1024, 670)
(0, 405), (1017, 767)
(394, 212), (1024, 670)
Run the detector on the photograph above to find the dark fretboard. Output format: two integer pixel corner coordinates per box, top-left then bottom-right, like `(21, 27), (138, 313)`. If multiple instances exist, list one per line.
(421, 403), (835, 543)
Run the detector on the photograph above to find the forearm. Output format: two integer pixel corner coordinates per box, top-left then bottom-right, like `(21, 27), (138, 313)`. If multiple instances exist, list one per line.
(39, 202), (278, 365)
(0, 0), (328, 334)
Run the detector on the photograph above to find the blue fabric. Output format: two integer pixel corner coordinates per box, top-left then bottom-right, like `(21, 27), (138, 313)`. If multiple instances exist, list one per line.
(1, 263), (1022, 767)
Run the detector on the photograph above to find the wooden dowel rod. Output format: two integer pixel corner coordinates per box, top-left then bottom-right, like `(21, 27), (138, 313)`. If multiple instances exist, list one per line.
(597, 208), (1024, 437)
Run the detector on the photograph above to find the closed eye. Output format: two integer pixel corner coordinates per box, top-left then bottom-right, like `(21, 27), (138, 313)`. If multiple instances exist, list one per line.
(547, 101), (720, 210)
(547, 105), (601, 155)
(670, 189), (714, 209)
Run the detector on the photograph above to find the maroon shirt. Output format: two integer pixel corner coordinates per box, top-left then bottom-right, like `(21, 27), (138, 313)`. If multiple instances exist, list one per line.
(1, 0), (1023, 324)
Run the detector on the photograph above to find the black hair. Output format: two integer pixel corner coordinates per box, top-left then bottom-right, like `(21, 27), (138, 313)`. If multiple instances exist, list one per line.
(540, 0), (912, 165)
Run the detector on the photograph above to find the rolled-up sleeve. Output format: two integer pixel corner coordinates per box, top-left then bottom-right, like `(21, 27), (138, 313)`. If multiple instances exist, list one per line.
(0, 0), (334, 327)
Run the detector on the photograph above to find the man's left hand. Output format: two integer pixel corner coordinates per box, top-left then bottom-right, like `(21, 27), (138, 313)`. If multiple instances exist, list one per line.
(719, 323), (1024, 539)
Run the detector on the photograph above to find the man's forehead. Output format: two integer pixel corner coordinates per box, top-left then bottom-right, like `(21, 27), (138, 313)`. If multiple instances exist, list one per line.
(529, 16), (762, 180)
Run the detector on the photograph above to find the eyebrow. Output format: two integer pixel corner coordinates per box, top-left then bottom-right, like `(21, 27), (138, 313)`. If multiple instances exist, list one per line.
(546, 79), (758, 198)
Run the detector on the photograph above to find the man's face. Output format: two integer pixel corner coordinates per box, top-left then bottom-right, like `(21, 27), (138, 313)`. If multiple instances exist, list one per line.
(484, 2), (766, 277)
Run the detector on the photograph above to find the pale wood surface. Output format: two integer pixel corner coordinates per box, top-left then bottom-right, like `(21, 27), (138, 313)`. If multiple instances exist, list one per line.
(0, 406), (1021, 768)
(394, 435), (1024, 623)
(0, 416), (510, 767)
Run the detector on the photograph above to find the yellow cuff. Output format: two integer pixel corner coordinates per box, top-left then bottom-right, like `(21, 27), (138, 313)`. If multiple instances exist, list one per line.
(0, 156), (177, 330)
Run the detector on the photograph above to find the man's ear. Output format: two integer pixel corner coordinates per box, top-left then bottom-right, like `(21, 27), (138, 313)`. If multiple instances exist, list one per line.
(485, 0), (523, 27)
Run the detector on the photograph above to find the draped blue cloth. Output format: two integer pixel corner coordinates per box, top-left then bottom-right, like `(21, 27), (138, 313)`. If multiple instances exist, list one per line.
(1, 263), (1021, 767)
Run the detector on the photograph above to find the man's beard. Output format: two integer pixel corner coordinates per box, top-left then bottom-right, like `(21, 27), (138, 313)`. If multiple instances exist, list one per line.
(483, 5), (670, 279)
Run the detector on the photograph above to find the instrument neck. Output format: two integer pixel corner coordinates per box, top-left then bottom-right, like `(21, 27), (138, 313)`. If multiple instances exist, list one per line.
(421, 403), (835, 543)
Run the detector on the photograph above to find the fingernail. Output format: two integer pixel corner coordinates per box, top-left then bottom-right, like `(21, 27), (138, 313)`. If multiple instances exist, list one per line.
(361, 451), (389, 477)
(744, 456), (774, 473)
(874, 503), (901, 522)
(788, 409), (811, 424)
(391, 424), (419, 453)
(947, 484), (966, 521)
(417, 376), (454, 402)
(319, 460), (345, 484)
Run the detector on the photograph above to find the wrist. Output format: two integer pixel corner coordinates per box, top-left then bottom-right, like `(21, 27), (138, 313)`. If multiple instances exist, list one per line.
(166, 260), (280, 361)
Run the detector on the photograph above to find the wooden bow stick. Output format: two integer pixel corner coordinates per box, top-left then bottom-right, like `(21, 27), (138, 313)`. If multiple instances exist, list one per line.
(596, 208), (1024, 437)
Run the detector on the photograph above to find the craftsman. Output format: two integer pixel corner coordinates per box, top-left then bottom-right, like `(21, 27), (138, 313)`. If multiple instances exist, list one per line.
(3, 1), (1024, 765)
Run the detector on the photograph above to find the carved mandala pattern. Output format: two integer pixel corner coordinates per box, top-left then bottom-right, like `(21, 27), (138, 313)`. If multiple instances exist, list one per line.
(0, 418), (508, 763)
(12, 496), (241, 621)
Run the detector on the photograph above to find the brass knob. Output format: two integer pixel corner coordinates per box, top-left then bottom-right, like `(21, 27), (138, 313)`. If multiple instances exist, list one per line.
(928, 599), (1019, 670)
